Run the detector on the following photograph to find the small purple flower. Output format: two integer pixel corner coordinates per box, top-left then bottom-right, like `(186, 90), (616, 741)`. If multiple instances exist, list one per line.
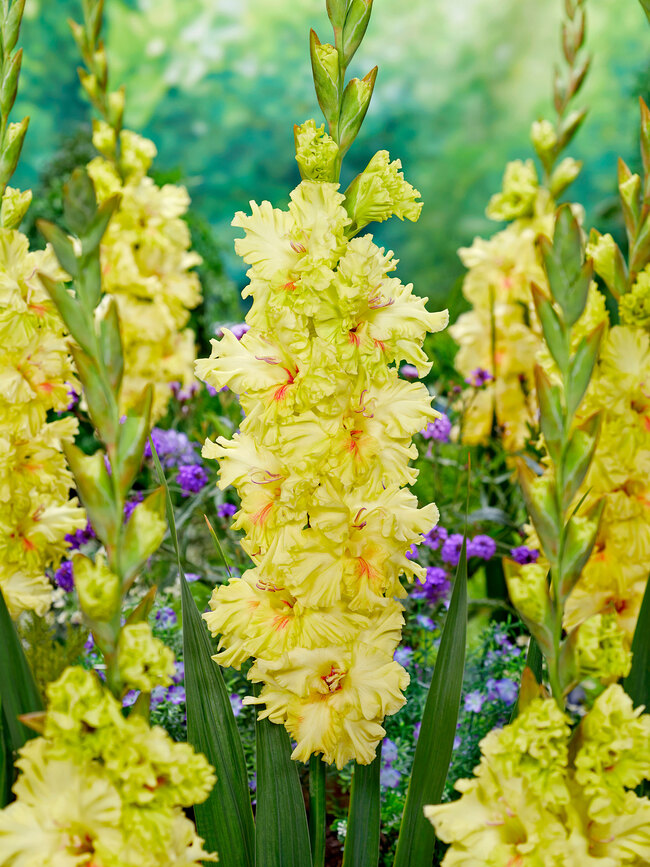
(177, 464), (209, 496)
(380, 766), (401, 788)
(65, 521), (96, 551)
(421, 414), (452, 443)
(230, 694), (244, 717)
(416, 614), (434, 630)
(185, 572), (201, 582)
(54, 560), (74, 592)
(422, 526), (448, 551)
(122, 689), (139, 708)
(400, 364), (419, 380)
(510, 545), (540, 565)
(494, 630), (512, 648)
(206, 384), (218, 397)
(65, 385), (79, 412)
(465, 368), (494, 388)
(150, 686), (167, 706)
(155, 607), (177, 629)
(145, 428), (201, 468)
(487, 678), (518, 705)
(453, 735), (462, 750)
(84, 633), (95, 652)
(464, 690), (484, 713)
(383, 738), (399, 763)
(412, 567), (451, 604)
(394, 646), (414, 667)
(171, 381), (199, 402)
(166, 685), (186, 705)
(405, 543), (418, 561)
(468, 534), (496, 561)
(123, 491), (144, 522)
(441, 533), (465, 566)
(172, 661), (185, 684)
(413, 722), (421, 742)
(232, 323), (250, 340)
(218, 502), (237, 518)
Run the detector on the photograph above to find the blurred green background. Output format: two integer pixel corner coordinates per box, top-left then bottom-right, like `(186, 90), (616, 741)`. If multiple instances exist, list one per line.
(14, 0), (650, 312)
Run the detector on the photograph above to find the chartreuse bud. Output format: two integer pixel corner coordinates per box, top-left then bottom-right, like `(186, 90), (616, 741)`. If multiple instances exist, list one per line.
(486, 159), (538, 221)
(63, 444), (119, 547)
(586, 230), (628, 299)
(505, 562), (555, 657)
(117, 623), (175, 693)
(120, 487), (167, 585)
(0, 117), (28, 187)
(310, 30), (340, 128)
(530, 118), (558, 163)
(294, 119), (339, 182)
(557, 505), (604, 602)
(325, 0), (347, 28)
(549, 157), (581, 198)
(344, 149), (422, 231)
(618, 158), (641, 239)
(74, 553), (121, 621)
(0, 184), (31, 228)
(338, 67), (377, 156)
(341, 0), (373, 64)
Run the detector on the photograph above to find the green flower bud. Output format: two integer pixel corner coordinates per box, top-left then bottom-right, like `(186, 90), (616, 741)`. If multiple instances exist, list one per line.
(117, 623), (175, 693)
(586, 231), (628, 299)
(294, 119), (339, 182)
(309, 32), (340, 127)
(1, 185), (31, 229)
(620, 267), (650, 330)
(530, 119), (558, 158)
(338, 67), (377, 155)
(344, 149), (422, 231)
(486, 159), (539, 222)
(506, 562), (552, 629)
(576, 613), (632, 685)
(73, 553), (121, 621)
(549, 156), (582, 198)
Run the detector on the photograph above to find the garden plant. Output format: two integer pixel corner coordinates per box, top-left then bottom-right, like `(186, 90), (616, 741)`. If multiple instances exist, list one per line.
(1, 0), (650, 865)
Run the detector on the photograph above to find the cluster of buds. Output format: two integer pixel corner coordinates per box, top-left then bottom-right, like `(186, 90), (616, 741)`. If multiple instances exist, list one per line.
(196, 0), (448, 768)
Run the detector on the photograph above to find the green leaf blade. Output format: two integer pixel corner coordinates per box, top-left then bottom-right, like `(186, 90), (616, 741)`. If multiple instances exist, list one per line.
(393, 540), (468, 867)
(255, 703), (313, 867)
(342, 748), (381, 867)
(624, 575), (650, 710)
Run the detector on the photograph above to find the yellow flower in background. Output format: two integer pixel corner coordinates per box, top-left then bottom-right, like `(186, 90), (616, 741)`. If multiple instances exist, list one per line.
(0, 221), (85, 618)
(87, 122), (202, 421)
(196, 135), (446, 765)
(425, 686), (650, 866)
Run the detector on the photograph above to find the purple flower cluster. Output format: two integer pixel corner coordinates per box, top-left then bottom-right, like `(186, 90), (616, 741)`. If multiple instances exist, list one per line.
(54, 560), (74, 592)
(423, 525), (448, 551)
(122, 645), (188, 711)
(510, 545), (540, 564)
(486, 677), (518, 705)
(144, 427), (201, 468)
(421, 413), (452, 443)
(412, 566), (451, 604)
(217, 502), (237, 518)
(177, 464), (209, 496)
(155, 606), (178, 628)
(65, 520), (96, 551)
(438, 530), (497, 567)
(380, 738), (402, 788)
(441, 533), (464, 566)
(468, 534), (497, 560)
(465, 367), (494, 388)
(124, 491), (144, 522)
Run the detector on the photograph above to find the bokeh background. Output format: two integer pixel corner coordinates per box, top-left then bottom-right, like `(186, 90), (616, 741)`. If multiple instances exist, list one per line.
(14, 0), (650, 313)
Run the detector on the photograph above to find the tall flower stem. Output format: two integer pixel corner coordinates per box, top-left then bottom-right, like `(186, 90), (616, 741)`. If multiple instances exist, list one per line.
(309, 755), (327, 867)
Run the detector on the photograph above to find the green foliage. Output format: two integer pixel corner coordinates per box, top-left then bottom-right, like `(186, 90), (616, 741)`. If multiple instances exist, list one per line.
(17, 614), (89, 700)
(342, 749), (381, 867)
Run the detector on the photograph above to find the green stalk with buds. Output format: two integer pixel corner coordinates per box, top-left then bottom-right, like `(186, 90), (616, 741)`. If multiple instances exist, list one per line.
(509, 205), (605, 706)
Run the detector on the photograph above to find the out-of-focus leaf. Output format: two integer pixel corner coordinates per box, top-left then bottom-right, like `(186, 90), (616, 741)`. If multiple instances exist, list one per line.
(342, 747), (381, 867)
(624, 575), (650, 710)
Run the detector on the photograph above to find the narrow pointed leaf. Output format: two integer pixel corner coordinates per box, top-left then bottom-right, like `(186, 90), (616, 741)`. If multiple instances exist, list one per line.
(624, 574), (650, 710)
(0, 589), (43, 754)
(309, 755), (326, 867)
(182, 574), (255, 867)
(255, 705), (313, 867)
(342, 747), (381, 867)
(1, 701), (9, 808)
(393, 540), (468, 867)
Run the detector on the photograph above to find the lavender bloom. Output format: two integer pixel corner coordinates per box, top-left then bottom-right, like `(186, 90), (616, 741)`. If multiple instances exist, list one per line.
(421, 413), (452, 443)
(453, 735), (462, 750)
(166, 685), (186, 705)
(84, 633), (95, 652)
(218, 502), (237, 518)
(172, 661), (185, 684)
(405, 543), (418, 560)
(54, 560), (74, 592)
(441, 533), (464, 566)
(394, 646), (414, 667)
(412, 566), (451, 604)
(415, 614), (434, 630)
(150, 686), (167, 707)
(468, 534), (496, 561)
(413, 722), (421, 742)
(65, 386), (80, 412)
(382, 738), (399, 763)
(464, 690), (485, 713)
(510, 545), (540, 565)
(171, 381), (199, 402)
(231, 323), (250, 340)
(494, 678), (518, 705)
(177, 464), (209, 496)
(230, 694), (244, 716)
(380, 766), (401, 788)
(123, 491), (144, 522)
(400, 364), (419, 380)
(155, 607), (177, 629)
(465, 367), (494, 388)
(206, 384), (218, 397)
(185, 572), (201, 582)
(144, 427), (201, 468)
(122, 689), (139, 708)
(422, 525), (448, 551)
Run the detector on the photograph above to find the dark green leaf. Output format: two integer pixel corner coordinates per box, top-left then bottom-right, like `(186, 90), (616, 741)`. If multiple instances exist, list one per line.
(309, 754), (326, 867)
(0, 701), (9, 808)
(255, 699), (313, 867)
(393, 539), (467, 867)
(0, 588), (43, 755)
(624, 573), (650, 710)
(531, 283), (569, 374)
(534, 365), (564, 465)
(182, 574), (255, 867)
(342, 748), (381, 867)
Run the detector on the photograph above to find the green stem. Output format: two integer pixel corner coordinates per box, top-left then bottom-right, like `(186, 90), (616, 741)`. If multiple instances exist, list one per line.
(309, 754), (327, 867)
